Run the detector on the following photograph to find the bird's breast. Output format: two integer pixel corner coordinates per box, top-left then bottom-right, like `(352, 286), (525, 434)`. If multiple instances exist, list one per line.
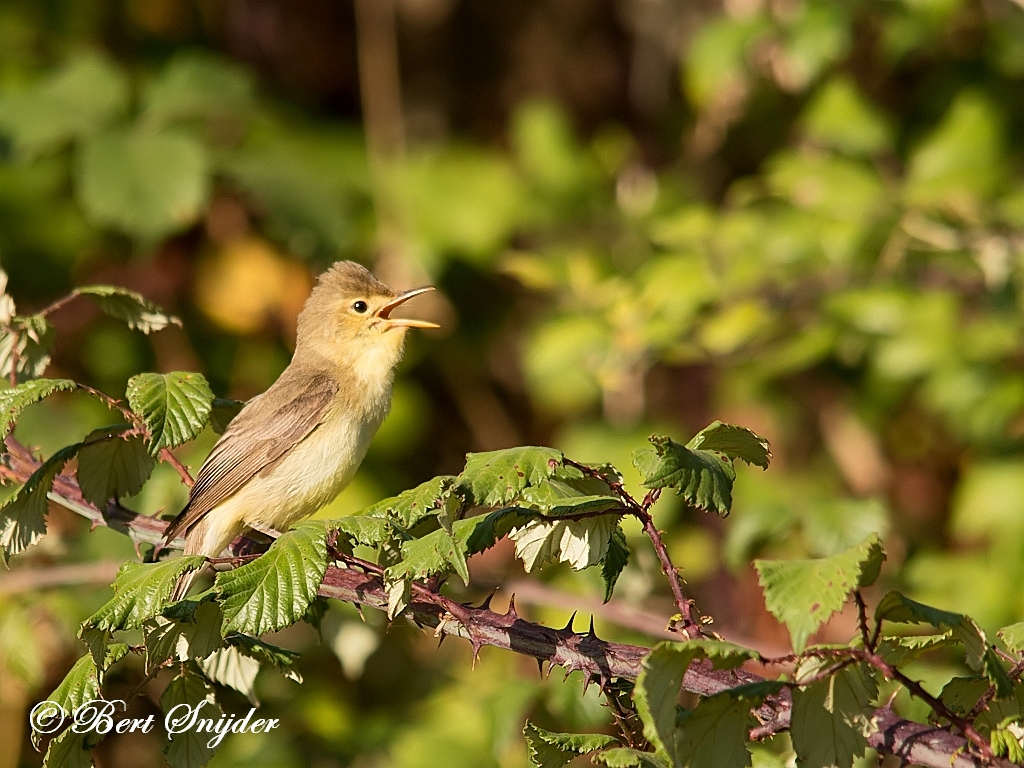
(237, 393), (389, 530)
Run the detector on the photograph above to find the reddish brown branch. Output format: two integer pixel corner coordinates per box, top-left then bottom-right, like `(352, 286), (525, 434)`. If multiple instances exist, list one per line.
(1, 437), (1013, 768)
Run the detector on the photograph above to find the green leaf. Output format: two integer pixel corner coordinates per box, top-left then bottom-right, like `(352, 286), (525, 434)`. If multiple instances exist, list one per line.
(632, 435), (737, 516)
(197, 645), (261, 704)
(161, 670), (220, 768)
(875, 592), (1013, 696)
(142, 53), (254, 127)
(84, 557), (207, 635)
(458, 446), (572, 507)
(144, 600), (224, 670)
(37, 644), (129, 749)
(126, 371), (215, 453)
(215, 522), (328, 636)
(209, 398), (244, 434)
(0, 378), (76, 442)
(76, 426), (156, 508)
(790, 664), (878, 768)
(998, 621), (1024, 653)
(675, 691), (757, 768)
(601, 524), (630, 602)
(0, 314), (57, 380)
(687, 421), (772, 469)
(876, 631), (955, 666)
(659, 639), (758, 670)
(74, 285), (181, 333)
(592, 748), (669, 768)
(77, 127), (209, 241)
(519, 477), (620, 516)
(509, 514), (618, 572)
(523, 722), (618, 768)
(0, 52), (128, 158)
(224, 633), (301, 682)
(331, 515), (392, 548)
(0, 443), (80, 564)
(387, 525), (471, 586)
(755, 533), (885, 652)
(462, 507), (535, 555)
(43, 730), (95, 768)
(363, 475), (460, 529)
(635, 642), (697, 761)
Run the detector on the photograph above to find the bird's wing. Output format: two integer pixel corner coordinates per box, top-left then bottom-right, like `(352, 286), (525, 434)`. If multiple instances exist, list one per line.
(162, 368), (339, 544)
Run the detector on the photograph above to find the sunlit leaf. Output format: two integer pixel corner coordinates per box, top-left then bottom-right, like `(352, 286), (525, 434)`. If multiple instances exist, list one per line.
(74, 285), (180, 333)
(523, 721), (618, 768)
(126, 371), (214, 453)
(755, 534), (885, 652)
(215, 522), (327, 636)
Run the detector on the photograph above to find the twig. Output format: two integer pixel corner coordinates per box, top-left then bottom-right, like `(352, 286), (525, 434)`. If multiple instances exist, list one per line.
(0, 561), (121, 594)
(564, 459), (700, 636)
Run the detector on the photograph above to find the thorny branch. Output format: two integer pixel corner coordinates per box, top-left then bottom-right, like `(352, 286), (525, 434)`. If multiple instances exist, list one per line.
(0, 437), (1016, 768)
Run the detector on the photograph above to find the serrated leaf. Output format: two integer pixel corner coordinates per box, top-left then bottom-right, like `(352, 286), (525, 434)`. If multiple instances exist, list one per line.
(224, 633), (301, 683)
(790, 664), (878, 768)
(43, 730), (95, 768)
(635, 642), (699, 761)
(601, 524), (630, 602)
(197, 646), (261, 705)
(0, 378), (76, 442)
(74, 285), (180, 333)
(523, 721), (618, 768)
(126, 371), (214, 453)
(161, 671), (220, 768)
(37, 644), (128, 749)
(215, 522), (327, 636)
(0, 443), (80, 564)
(458, 446), (575, 507)
(84, 557), (207, 633)
(387, 525), (471, 586)
(998, 621), (1024, 653)
(462, 507), (535, 555)
(0, 314), (57, 380)
(875, 591), (1013, 696)
(674, 691), (756, 768)
(209, 398), (244, 434)
(363, 475), (460, 529)
(660, 639), (759, 670)
(144, 601), (224, 671)
(592, 748), (669, 768)
(876, 631), (955, 666)
(509, 514), (618, 572)
(687, 421), (771, 469)
(77, 127), (209, 241)
(755, 534), (885, 652)
(76, 426), (156, 508)
(386, 577), (411, 620)
(632, 435), (737, 516)
(520, 478), (621, 516)
(331, 515), (392, 548)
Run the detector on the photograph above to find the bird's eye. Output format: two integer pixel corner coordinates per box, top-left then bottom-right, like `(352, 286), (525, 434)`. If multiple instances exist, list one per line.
(352, 300), (368, 314)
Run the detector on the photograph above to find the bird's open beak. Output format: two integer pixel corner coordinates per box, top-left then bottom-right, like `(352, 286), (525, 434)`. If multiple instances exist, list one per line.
(376, 286), (440, 329)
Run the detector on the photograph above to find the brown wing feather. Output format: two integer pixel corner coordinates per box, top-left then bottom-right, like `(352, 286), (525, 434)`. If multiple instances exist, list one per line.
(162, 367), (339, 544)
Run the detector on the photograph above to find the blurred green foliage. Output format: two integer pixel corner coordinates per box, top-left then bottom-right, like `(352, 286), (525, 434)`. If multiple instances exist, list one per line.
(3, 0), (1024, 765)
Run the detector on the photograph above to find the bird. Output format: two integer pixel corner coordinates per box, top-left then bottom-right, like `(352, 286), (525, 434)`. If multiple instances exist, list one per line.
(163, 260), (438, 599)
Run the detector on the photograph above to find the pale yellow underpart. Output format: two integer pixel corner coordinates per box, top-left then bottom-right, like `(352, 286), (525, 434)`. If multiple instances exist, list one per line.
(185, 340), (400, 559)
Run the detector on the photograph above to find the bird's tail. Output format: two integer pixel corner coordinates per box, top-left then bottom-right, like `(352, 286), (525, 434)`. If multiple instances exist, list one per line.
(170, 567), (200, 602)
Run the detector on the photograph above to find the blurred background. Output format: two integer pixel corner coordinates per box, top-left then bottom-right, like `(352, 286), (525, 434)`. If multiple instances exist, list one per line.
(2, 0), (1024, 765)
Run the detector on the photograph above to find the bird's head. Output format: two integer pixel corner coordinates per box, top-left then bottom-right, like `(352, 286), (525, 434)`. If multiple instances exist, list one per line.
(296, 261), (438, 377)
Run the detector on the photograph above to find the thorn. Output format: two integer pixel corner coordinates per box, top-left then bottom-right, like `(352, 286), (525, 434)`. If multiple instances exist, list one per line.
(471, 640), (483, 669)
(536, 658), (545, 678)
(588, 615), (597, 639)
(437, 633), (447, 649)
(562, 611), (577, 633)
(478, 590), (496, 611)
(507, 594), (518, 619)
(355, 604), (365, 622)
